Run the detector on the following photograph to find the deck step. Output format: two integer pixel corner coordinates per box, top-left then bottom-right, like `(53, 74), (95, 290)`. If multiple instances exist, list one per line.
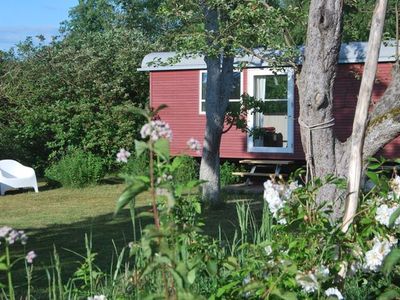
(232, 172), (278, 177)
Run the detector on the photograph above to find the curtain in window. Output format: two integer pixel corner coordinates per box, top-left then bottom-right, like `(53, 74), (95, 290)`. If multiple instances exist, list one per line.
(254, 76), (266, 128)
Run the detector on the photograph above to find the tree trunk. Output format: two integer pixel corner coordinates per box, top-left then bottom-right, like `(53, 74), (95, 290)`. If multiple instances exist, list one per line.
(199, 5), (234, 205)
(297, 0), (345, 215)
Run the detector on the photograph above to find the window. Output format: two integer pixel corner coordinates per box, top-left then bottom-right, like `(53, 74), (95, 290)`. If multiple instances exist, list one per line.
(247, 68), (294, 153)
(200, 71), (242, 113)
(255, 74), (288, 115)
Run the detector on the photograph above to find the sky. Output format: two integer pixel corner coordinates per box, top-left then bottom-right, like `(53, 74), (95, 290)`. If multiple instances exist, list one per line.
(0, 0), (78, 51)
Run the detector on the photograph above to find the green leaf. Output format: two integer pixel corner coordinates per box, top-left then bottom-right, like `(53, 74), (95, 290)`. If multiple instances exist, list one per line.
(115, 179), (148, 215)
(0, 263), (8, 271)
(169, 269), (184, 289)
(243, 281), (264, 292)
(135, 140), (148, 157)
(154, 138), (170, 160)
(206, 260), (218, 276)
(152, 104), (168, 116)
(216, 281), (240, 297)
(366, 171), (379, 185)
(382, 249), (400, 276)
(137, 211), (155, 219)
(187, 268), (196, 284)
(389, 206), (400, 228)
(129, 106), (150, 119)
(185, 180), (203, 189)
(368, 162), (382, 170)
(171, 156), (184, 171)
(270, 288), (297, 300)
(377, 289), (400, 300)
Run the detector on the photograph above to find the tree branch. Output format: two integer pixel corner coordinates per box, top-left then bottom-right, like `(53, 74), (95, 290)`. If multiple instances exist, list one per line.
(342, 0), (388, 233)
(363, 64), (400, 159)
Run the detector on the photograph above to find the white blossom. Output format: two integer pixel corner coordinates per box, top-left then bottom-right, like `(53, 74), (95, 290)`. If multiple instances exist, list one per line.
(263, 180), (285, 217)
(156, 173), (173, 184)
(391, 175), (400, 196)
(26, 251), (37, 264)
(116, 148), (131, 163)
(375, 204), (400, 227)
(186, 138), (201, 153)
(295, 271), (318, 293)
(338, 261), (348, 278)
(0, 227), (27, 245)
(325, 287), (344, 299)
(140, 120), (172, 141)
(88, 296), (107, 300)
(264, 245), (272, 256)
(364, 237), (393, 272)
(316, 265), (330, 278)
(277, 218), (287, 225)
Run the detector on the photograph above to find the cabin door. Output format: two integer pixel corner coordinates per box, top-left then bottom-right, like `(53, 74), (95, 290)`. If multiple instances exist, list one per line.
(246, 68), (294, 153)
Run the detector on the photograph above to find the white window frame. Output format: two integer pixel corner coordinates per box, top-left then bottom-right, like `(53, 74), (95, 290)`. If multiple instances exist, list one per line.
(199, 70), (243, 115)
(246, 68), (295, 154)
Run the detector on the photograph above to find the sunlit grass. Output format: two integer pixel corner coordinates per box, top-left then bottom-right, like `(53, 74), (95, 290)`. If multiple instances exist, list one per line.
(0, 180), (262, 295)
(0, 180), (152, 229)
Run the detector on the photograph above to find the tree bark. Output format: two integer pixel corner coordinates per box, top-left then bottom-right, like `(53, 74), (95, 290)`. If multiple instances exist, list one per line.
(199, 5), (234, 205)
(297, 0), (344, 214)
(342, 0), (388, 232)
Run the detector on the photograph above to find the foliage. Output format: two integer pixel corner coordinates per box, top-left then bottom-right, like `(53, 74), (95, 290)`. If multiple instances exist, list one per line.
(115, 105), (215, 298)
(45, 148), (105, 188)
(0, 3), (153, 173)
(5, 127), (400, 298)
(171, 155), (199, 185)
(120, 152), (149, 178)
(342, 0), (397, 42)
(220, 161), (244, 187)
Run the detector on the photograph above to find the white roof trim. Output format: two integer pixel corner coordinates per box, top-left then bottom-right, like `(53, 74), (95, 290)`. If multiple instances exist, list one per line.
(139, 41), (399, 72)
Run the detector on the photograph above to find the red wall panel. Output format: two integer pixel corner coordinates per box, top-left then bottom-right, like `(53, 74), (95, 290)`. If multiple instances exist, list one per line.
(150, 62), (398, 160)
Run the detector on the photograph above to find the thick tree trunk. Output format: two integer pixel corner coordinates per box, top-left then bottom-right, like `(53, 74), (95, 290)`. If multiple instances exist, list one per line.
(199, 55), (234, 205)
(297, 0), (344, 214)
(199, 5), (234, 205)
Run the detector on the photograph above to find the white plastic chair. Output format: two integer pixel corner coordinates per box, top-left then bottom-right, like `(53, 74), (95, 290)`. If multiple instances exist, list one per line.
(0, 160), (39, 195)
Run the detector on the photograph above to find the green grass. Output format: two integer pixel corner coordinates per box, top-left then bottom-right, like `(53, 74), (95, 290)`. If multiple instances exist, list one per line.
(0, 180), (149, 228)
(0, 180), (263, 296)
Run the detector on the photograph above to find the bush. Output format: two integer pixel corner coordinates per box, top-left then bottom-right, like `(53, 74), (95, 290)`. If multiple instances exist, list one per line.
(121, 153), (149, 177)
(220, 161), (243, 187)
(172, 155), (199, 184)
(45, 149), (105, 188)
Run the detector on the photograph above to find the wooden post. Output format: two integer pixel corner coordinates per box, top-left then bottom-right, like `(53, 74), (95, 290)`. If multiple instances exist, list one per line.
(342, 0), (388, 232)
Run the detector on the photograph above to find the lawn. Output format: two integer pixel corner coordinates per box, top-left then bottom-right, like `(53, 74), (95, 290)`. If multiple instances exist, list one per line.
(0, 180), (263, 295)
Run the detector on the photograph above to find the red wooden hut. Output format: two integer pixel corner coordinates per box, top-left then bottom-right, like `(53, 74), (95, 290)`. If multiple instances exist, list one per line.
(139, 42), (399, 162)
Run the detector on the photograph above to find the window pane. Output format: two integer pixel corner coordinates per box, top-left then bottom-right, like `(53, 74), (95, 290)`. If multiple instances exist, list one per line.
(201, 73), (207, 100)
(265, 75), (287, 99)
(201, 72), (241, 101)
(201, 101), (206, 112)
(230, 72), (241, 99)
(264, 101), (287, 115)
(227, 101), (241, 113)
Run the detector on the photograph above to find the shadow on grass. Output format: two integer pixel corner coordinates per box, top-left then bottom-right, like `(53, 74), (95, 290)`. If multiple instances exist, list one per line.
(5, 189), (264, 297)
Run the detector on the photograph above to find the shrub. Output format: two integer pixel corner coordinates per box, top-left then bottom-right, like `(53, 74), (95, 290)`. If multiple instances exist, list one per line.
(171, 155), (199, 184)
(121, 153), (149, 177)
(45, 149), (105, 188)
(220, 161), (243, 186)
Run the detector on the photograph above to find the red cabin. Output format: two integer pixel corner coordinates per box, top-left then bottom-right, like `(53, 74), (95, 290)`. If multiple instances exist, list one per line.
(139, 42), (399, 161)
